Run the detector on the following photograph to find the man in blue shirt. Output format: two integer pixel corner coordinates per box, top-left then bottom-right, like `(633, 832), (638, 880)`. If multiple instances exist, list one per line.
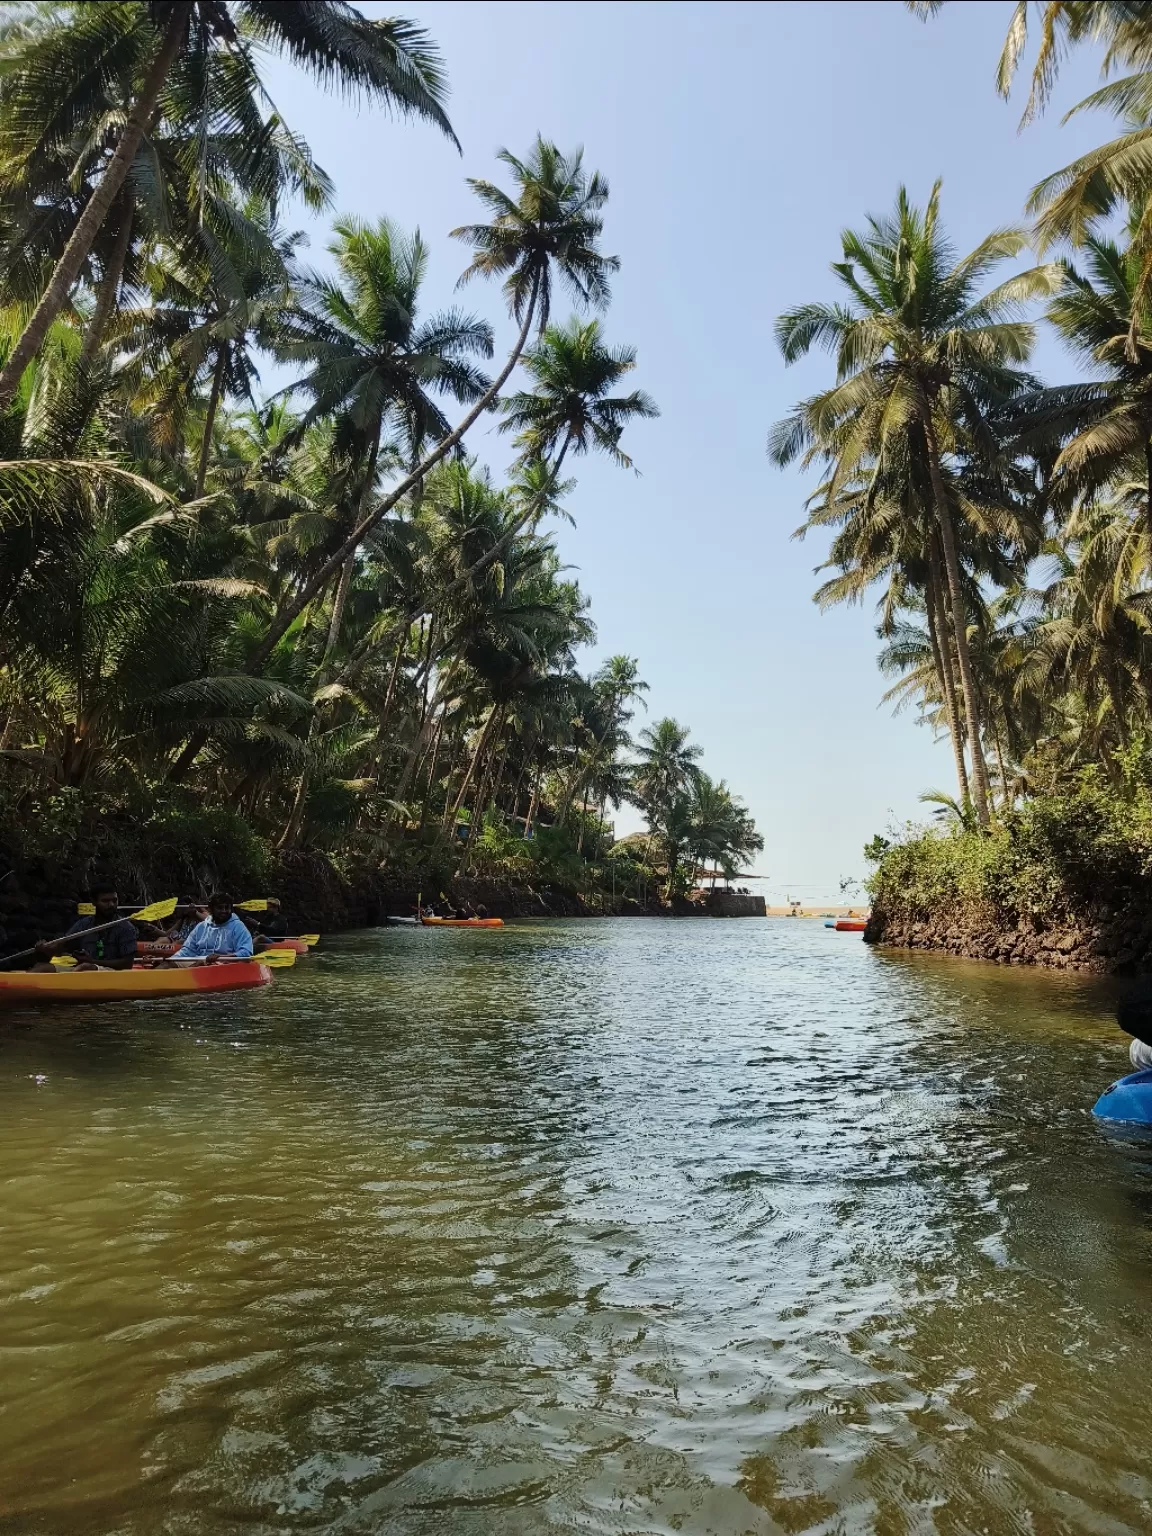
(171, 892), (254, 962)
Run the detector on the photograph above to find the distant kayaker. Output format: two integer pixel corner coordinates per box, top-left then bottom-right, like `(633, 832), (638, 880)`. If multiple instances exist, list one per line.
(32, 884), (137, 972)
(167, 892), (254, 964)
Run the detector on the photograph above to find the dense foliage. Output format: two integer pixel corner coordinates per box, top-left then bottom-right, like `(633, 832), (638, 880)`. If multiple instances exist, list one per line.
(0, 1), (760, 905)
(772, 5), (1152, 920)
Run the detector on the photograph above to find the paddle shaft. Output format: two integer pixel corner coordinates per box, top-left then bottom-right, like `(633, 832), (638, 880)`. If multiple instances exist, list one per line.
(3, 912), (152, 966)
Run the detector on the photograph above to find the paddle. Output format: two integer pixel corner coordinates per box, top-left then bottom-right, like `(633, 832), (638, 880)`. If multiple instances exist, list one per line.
(4, 896), (179, 966)
(297, 933), (319, 946)
(136, 948), (296, 970)
(236, 899), (269, 911)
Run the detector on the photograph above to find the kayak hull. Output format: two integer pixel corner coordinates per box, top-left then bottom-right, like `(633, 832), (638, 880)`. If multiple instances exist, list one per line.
(834, 919), (867, 932)
(419, 916), (504, 928)
(0, 959), (273, 1006)
(1093, 1067), (1152, 1125)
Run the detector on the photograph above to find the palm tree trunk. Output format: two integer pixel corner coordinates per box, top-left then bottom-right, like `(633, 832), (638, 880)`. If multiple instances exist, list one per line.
(167, 728), (207, 783)
(280, 767), (309, 851)
(251, 272), (544, 669)
(524, 765), (542, 837)
(0, 3), (191, 412)
(926, 547), (971, 809)
(444, 710), (496, 835)
(417, 704), (448, 830)
(80, 198), (133, 364)
(194, 346), (227, 499)
(323, 428), (381, 663)
(923, 415), (991, 826)
(459, 706), (505, 868)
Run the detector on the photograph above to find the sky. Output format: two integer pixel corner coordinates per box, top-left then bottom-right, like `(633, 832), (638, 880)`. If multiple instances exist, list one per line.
(259, 0), (1109, 904)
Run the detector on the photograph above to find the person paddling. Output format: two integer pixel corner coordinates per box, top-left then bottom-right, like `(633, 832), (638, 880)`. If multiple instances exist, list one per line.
(32, 884), (137, 972)
(166, 892), (253, 965)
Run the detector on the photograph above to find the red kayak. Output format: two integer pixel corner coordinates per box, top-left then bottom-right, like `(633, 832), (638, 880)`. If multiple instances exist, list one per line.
(834, 919), (867, 932)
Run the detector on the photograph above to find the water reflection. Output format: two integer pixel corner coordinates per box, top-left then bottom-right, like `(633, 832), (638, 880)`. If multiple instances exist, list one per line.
(1, 919), (1150, 1533)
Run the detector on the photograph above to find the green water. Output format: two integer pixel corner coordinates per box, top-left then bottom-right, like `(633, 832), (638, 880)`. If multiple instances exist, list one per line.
(1, 918), (1150, 1535)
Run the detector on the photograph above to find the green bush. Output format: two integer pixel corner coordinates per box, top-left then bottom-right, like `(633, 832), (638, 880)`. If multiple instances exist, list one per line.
(870, 771), (1152, 925)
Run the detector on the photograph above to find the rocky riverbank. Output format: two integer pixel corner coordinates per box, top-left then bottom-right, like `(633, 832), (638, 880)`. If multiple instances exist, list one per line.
(864, 905), (1152, 973)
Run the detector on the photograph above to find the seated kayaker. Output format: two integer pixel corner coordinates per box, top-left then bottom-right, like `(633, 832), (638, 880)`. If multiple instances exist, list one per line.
(165, 892), (253, 964)
(257, 898), (289, 938)
(1118, 986), (1152, 1070)
(32, 884), (137, 972)
(246, 897), (289, 951)
(164, 897), (205, 944)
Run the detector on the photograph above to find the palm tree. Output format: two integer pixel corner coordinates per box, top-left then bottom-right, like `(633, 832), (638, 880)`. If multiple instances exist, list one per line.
(1001, 234), (1152, 542)
(500, 318), (659, 472)
(769, 183), (1056, 824)
(118, 201), (304, 495)
(250, 137), (621, 666)
(0, 1), (456, 411)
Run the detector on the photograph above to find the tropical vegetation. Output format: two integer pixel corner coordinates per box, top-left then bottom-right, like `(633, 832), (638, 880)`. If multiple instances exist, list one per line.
(771, 3), (1152, 933)
(0, 1), (760, 912)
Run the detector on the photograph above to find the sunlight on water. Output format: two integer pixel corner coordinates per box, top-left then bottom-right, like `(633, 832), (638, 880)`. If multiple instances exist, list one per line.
(2, 918), (1151, 1534)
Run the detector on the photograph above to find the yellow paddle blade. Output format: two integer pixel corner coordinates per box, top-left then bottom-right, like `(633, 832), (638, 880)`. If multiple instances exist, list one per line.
(77, 902), (95, 915)
(130, 896), (178, 923)
(261, 951), (296, 969)
(236, 899), (269, 911)
(50, 955), (77, 968)
(297, 934), (319, 946)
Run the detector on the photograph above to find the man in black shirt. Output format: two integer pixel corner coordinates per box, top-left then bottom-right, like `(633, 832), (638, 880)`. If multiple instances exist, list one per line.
(34, 884), (138, 971)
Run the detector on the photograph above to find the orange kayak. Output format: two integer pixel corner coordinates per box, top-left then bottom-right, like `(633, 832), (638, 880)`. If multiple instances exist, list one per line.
(0, 959), (273, 1006)
(834, 919), (867, 932)
(138, 937), (309, 956)
(419, 916), (504, 928)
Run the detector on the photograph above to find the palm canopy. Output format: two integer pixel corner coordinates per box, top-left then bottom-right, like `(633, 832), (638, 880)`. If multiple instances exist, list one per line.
(451, 137), (618, 331)
(274, 216), (494, 464)
(769, 182), (1056, 826)
(769, 183), (1049, 485)
(0, 0), (458, 411)
(631, 717), (703, 817)
(500, 318), (659, 471)
(999, 234), (1152, 526)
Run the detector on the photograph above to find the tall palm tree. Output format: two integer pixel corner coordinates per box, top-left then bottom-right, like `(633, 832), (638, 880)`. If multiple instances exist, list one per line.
(250, 137), (621, 666)
(0, 1), (456, 411)
(769, 183), (1056, 824)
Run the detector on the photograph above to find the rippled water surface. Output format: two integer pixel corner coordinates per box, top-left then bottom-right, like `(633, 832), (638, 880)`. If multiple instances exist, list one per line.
(2, 918), (1152, 1534)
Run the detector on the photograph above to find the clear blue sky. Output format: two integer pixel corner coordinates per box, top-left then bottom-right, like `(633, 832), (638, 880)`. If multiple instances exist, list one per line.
(260, 1), (1107, 903)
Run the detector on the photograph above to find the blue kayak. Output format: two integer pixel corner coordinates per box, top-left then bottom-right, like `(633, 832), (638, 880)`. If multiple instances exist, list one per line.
(824, 919), (836, 929)
(1093, 1068), (1152, 1125)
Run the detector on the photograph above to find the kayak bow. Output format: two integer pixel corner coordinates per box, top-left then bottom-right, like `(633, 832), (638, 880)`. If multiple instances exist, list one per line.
(1093, 1068), (1152, 1126)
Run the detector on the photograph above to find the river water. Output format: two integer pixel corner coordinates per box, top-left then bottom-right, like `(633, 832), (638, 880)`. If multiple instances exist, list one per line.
(1, 918), (1150, 1534)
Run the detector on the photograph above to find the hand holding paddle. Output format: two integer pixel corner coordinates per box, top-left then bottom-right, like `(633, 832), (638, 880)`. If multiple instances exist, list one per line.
(3, 897), (179, 968)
